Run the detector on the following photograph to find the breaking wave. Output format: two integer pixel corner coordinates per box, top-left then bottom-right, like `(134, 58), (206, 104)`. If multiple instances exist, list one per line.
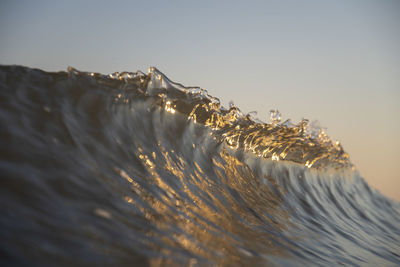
(0, 65), (399, 266)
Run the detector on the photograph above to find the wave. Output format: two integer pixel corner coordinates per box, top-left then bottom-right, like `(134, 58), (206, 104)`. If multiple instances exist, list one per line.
(0, 65), (399, 266)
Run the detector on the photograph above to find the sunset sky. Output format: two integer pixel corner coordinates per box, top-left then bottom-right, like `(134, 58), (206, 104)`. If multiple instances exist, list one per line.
(1, 0), (399, 200)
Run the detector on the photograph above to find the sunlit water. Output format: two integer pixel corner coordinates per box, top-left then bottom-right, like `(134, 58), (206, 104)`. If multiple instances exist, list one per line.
(1, 65), (399, 266)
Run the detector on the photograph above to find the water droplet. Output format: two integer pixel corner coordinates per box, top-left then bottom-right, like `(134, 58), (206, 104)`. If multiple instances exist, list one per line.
(269, 109), (281, 125)
(94, 208), (112, 219)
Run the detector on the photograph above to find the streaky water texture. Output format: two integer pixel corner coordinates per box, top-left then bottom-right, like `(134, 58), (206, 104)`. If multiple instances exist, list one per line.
(0, 65), (399, 266)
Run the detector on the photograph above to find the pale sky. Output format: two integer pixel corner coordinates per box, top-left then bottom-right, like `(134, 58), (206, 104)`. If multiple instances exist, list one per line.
(1, 0), (399, 200)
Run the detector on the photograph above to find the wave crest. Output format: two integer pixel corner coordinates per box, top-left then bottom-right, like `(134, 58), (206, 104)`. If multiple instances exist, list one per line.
(69, 66), (352, 169)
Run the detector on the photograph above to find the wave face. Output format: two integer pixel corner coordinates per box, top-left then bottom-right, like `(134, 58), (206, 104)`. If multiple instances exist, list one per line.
(1, 65), (399, 266)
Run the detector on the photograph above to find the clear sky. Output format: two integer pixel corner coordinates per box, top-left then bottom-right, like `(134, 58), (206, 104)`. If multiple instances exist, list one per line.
(1, 0), (399, 200)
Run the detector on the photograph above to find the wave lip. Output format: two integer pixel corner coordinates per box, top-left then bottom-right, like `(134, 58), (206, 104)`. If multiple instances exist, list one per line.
(101, 66), (352, 169)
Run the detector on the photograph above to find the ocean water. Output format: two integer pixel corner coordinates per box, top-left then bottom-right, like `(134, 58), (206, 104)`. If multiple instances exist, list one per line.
(0, 65), (399, 266)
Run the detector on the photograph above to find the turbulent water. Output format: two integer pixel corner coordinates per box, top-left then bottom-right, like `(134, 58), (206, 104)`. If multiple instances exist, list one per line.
(1, 65), (399, 266)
